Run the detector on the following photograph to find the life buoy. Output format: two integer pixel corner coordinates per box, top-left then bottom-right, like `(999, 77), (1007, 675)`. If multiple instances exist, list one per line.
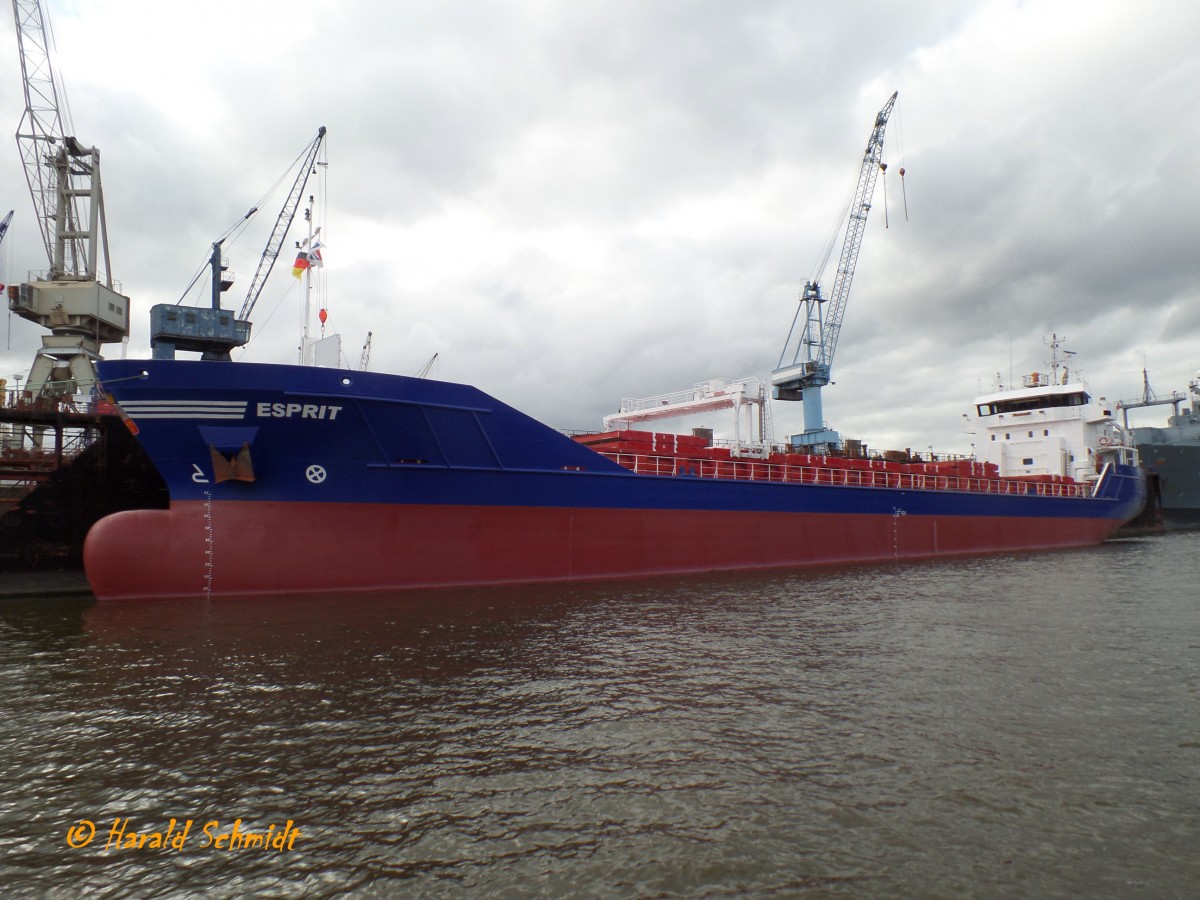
(1098, 437), (1111, 446)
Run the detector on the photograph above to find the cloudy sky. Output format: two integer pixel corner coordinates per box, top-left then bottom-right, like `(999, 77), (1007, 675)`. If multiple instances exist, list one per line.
(1, 0), (1197, 455)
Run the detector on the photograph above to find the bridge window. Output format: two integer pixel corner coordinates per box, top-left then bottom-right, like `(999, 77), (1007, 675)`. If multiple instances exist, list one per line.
(984, 391), (1090, 415)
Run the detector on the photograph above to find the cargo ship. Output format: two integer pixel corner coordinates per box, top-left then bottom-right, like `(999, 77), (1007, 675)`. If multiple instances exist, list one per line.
(81, 355), (1145, 601)
(77, 96), (1144, 601)
(1124, 371), (1200, 530)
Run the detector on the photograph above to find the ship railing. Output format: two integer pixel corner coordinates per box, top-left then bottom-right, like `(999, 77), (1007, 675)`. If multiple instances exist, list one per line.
(0, 441), (81, 514)
(597, 451), (1091, 499)
(2, 389), (103, 415)
(0, 405), (102, 462)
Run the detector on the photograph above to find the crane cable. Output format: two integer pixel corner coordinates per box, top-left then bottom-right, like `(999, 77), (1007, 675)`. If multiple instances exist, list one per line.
(894, 101), (909, 221)
(40, 5), (74, 137)
(882, 162), (889, 228)
(175, 140), (324, 307)
(174, 206), (259, 306)
(237, 136), (331, 359)
(878, 102), (911, 229)
(808, 181), (854, 286)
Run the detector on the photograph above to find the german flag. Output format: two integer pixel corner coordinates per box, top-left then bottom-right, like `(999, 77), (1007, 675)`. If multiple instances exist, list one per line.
(291, 251), (310, 279)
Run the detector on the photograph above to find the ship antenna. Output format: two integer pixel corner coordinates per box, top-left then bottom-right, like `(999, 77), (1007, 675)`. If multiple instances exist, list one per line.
(300, 201), (313, 363)
(1046, 333), (1075, 384)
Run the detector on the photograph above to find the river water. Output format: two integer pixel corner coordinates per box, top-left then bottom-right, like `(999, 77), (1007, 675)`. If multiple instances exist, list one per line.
(1, 533), (1197, 898)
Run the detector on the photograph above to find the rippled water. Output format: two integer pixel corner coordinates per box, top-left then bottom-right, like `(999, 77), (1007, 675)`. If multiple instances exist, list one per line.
(1, 534), (1197, 898)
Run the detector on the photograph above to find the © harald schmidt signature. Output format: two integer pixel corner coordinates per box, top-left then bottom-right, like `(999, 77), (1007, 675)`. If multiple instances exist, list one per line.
(66, 817), (302, 852)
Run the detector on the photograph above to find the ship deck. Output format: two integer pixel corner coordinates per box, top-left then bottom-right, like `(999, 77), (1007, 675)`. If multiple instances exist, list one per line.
(575, 431), (1090, 499)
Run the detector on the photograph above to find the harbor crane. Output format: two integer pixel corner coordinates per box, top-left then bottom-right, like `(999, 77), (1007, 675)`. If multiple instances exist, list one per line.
(1116, 368), (1187, 430)
(8, 0), (130, 399)
(771, 91), (897, 451)
(359, 331), (372, 370)
(415, 353), (439, 379)
(150, 126), (327, 360)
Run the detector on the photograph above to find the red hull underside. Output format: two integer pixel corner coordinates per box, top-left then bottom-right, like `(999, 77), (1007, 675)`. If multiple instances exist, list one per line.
(83, 501), (1119, 601)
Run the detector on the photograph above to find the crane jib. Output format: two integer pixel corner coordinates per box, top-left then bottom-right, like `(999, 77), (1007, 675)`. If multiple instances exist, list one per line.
(771, 91), (898, 451)
(238, 126), (328, 322)
(774, 91), (897, 381)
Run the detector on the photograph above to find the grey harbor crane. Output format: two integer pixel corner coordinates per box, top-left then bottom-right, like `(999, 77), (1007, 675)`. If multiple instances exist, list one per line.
(8, 0), (130, 401)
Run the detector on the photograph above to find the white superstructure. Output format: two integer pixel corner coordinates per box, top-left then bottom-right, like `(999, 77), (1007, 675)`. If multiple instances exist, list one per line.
(970, 337), (1137, 482)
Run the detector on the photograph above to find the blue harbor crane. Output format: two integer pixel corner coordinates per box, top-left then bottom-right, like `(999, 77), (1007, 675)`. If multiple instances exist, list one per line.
(150, 126), (327, 360)
(771, 91), (898, 452)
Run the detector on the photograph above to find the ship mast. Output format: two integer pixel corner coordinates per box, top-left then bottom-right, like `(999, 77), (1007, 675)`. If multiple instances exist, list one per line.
(1046, 333), (1076, 385)
(293, 179), (336, 368)
(295, 196), (329, 366)
(300, 202), (314, 365)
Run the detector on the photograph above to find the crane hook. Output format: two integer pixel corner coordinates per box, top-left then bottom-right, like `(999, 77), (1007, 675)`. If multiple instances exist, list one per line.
(880, 162), (889, 229)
